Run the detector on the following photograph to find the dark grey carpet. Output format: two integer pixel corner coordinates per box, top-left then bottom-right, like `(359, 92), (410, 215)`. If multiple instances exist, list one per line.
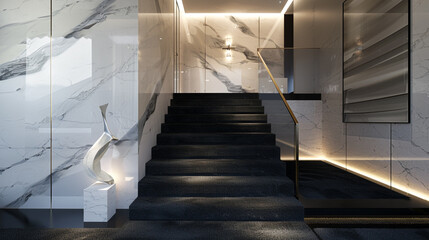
(0, 228), (116, 240)
(298, 161), (408, 199)
(0, 221), (319, 240)
(118, 221), (318, 240)
(314, 228), (429, 240)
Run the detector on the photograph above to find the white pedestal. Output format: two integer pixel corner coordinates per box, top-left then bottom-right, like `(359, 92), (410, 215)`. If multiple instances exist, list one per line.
(84, 182), (116, 222)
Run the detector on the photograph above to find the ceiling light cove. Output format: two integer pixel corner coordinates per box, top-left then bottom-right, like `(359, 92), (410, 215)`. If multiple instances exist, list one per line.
(177, 0), (293, 15)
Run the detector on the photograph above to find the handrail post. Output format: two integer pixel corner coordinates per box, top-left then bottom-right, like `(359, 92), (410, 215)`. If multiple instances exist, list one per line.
(257, 48), (301, 198)
(294, 123), (299, 197)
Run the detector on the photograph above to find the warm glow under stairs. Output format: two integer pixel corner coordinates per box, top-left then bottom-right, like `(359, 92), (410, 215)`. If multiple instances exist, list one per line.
(128, 93), (318, 239)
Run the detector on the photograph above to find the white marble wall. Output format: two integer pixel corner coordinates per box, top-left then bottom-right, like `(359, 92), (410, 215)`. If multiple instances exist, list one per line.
(0, 0), (52, 208)
(0, 0), (141, 209)
(310, 0), (347, 167)
(312, 0), (429, 200)
(262, 99), (322, 160)
(391, 0), (429, 199)
(347, 124), (391, 183)
(180, 16), (206, 93)
(50, 0), (139, 209)
(293, 0), (320, 94)
(138, 0), (174, 181)
(180, 15), (284, 93)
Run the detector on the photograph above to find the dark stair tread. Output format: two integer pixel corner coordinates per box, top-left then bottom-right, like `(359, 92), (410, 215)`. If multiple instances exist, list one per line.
(157, 133), (275, 145)
(131, 93), (304, 227)
(129, 197), (304, 221)
(152, 145), (280, 159)
(119, 221), (318, 240)
(161, 123), (271, 133)
(173, 93), (260, 99)
(171, 99), (262, 106)
(146, 158), (286, 176)
(168, 106), (264, 114)
(138, 176), (294, 197)
(165, 114), (268, 123)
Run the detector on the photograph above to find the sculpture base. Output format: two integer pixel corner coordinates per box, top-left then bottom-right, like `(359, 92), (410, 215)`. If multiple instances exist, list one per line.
(84, 182), (116, 222)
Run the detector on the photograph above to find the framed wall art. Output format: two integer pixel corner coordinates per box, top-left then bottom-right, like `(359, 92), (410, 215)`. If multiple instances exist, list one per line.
(343, 0), (410, 123)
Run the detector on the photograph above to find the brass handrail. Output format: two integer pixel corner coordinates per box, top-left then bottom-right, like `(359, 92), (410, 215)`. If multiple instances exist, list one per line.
(257, 50), (298, 124)
(257, 48), (302, 196)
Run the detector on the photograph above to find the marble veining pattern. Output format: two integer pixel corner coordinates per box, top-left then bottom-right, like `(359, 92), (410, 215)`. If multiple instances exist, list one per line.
(205, 16), (258, 93)
(138, 0), (174, 182)
(51, 0), (139, 209)
(346, 124), (391, 181)
(391, 0), (429, 198)
(83, 182), (116, 222)
(290, 101), (323, 159)
(262, 100), (322, 160)
(181, 14), (284, 93)
(0, 0), (139, 209)
(0, 0), (51, 208)
(180, 16), (205, 93)
(316, 0), (429, 200)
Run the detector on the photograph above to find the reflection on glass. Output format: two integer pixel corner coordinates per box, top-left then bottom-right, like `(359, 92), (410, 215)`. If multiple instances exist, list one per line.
(343, 0), (409, 123)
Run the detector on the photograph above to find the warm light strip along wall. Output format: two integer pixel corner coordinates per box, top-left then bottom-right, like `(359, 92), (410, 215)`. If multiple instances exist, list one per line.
(322, 157), (429, 202)
(279, 137), (429, 202)
(176, 0), (293, 16)
(185, 13), (287, 17)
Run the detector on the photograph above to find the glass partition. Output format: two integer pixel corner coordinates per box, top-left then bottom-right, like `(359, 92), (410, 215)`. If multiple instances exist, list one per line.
(0, 0), (141, 210)
(258, 48), (301, 193)
(0, 0), (52, 208)
(259, 47), (429, 215)
(258, 47), (320, 196)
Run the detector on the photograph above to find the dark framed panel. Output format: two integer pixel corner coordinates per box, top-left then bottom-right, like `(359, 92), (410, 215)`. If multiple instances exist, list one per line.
(343, 0), (410, 123)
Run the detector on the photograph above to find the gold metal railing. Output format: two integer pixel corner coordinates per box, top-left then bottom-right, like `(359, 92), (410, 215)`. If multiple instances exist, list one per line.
(257, 50), (298, 124)
(257, 48), (301, 195)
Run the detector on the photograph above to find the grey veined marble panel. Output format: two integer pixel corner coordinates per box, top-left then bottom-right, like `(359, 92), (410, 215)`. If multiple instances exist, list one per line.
(180, 14), (284, 93)
(180, 16), (206, 93)
(50, 0), (138, 209)
(0, 0), (139, 209)
(205, 15), (258, 93)
(0, 0), (52, 208)
(343, 0), (409, 123)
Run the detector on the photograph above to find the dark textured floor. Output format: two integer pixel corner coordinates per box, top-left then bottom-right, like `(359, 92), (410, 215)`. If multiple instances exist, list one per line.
(298, 161), (407, 199)
(314, 228), (429, 240)
(0, 221), (318, 240)
(3, 224), (429, 240)
(0, 209), (129, 228)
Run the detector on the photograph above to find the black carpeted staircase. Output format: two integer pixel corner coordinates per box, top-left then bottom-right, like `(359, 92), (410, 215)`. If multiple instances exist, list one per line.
(128, 93), (317, 239)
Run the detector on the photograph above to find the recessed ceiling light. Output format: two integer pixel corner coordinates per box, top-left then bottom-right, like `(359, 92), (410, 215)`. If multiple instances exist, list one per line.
(178, 0), (293, 15)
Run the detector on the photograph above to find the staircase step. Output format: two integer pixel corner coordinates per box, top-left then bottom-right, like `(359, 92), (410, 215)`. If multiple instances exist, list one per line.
(173, 93), (259, 99)
(168, 106), (264, 114)
(119, 221), (318, 240)
(129, 197), (303, 221)
(130, 93), (304, 229)
(171, 99), (262, 106)
(157, 133), (275, 145)
(152, 145), (280, 159)
(138, 176), (294, 197)
(146, 159), (286, 176)
(161, 123), (271, 133)
(165, 114), (267, 123)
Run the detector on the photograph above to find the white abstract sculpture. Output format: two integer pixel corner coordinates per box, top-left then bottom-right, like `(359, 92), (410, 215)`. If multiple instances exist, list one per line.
(83, 104), (117, 185)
